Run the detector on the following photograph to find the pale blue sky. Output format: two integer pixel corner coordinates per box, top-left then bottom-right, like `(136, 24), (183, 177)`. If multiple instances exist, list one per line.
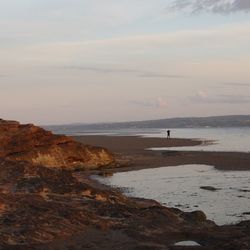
(0, 0), (250, 124)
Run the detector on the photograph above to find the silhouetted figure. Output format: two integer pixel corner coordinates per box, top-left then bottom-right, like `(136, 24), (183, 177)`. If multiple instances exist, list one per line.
(167, 130), (171, 139)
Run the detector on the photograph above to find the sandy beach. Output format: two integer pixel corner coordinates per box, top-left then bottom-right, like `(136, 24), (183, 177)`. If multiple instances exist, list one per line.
(74, 135), (250, 171)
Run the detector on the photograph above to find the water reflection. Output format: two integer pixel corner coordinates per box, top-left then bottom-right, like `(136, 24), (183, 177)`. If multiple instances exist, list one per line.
(94, 165), (250, 225)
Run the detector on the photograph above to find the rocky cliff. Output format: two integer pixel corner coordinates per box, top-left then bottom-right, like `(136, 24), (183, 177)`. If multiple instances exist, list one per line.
(0, 119), (115, 170)
(0, 119), (249, 249)
(1, 156), (250, 249)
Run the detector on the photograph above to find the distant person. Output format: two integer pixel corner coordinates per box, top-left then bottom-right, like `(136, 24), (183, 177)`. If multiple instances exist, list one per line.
(167, 130), (171, 139)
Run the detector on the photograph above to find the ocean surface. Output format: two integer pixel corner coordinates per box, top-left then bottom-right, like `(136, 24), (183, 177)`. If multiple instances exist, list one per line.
(148, 127), (250, 153)
(49, 126), (250, 224)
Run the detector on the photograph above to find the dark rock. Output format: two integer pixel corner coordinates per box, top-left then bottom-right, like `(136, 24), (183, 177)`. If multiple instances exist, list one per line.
(238, 189), (250, 193)
(243, 212), (250, 215)
(200, 186), (220, 191)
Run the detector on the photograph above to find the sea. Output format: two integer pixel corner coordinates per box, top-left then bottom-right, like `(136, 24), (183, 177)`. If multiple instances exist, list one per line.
(48, 126), (250, 225)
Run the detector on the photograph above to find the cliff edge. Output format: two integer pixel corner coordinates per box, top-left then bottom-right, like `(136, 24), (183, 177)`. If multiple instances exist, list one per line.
(0, 119), (115, 170)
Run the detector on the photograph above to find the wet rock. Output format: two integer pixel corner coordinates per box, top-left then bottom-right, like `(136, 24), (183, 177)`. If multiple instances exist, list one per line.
(200, 186), (220, 191)
(243, 212), (250, 215)
(181, 210), (208, 224)
(238, 189), (250, 193)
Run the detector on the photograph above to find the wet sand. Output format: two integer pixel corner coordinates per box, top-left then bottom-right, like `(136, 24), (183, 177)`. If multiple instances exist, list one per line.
(74, 135), (250, 171)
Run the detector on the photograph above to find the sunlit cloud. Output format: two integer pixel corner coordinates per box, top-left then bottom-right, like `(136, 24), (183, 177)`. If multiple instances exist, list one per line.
(132, 97), (168, 109)
(156, 97), (168, 108)
(223, 82), (250, 87)
(65, 65), (184, 78)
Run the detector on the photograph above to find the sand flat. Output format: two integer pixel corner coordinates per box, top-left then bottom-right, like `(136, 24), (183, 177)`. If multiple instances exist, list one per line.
(74, 135), (250, 171)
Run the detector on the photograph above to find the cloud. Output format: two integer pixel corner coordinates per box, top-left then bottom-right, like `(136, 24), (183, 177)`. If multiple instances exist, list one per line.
(2, 21), (250, 70)
(190, 91), (250, 104)
(139, 72), (183, 78)
(66, 66), (139, 74)
(169, 0), (250, 14)
(66, 66), (183, 78)
(132, 97), (168, 108)
(223, 82), (250, 87)
(156, 97), (168, 108)
(197, 91), (208, 98)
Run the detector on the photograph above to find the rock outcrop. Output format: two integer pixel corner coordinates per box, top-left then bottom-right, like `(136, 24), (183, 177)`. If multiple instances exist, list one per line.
(0, 119), (115, 170)
(0, 119), (250, 249)
(0, 158), (250, 249)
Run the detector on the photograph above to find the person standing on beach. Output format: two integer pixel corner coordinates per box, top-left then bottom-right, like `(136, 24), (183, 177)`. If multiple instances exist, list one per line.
(167, 130), (171, 139)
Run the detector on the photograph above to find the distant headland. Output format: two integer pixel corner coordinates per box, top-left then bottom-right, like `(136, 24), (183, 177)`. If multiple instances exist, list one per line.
(45, 115), (250, 131)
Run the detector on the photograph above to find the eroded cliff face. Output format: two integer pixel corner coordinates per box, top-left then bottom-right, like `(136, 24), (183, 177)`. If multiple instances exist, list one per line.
(0, 119), (115, 170)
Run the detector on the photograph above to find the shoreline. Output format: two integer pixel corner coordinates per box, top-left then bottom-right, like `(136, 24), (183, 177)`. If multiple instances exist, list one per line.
(74, 135), (250, 172)
(2, 120), (250, 249)
(74, 134), (250, 222)
(72, 135), (250, 248)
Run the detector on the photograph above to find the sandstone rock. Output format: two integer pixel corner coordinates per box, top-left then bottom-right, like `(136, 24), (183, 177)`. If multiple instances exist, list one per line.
(0, 119), (115, 170)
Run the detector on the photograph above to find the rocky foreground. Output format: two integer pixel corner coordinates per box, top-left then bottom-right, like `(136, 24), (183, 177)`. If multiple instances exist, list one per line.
(0, 120), (250, 249)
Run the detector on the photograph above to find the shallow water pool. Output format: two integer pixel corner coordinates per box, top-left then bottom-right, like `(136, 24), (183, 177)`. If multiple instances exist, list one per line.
(94, 164), (250, 225)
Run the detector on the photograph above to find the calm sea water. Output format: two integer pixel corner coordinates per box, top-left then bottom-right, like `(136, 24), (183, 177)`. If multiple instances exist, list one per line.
(149, 127), (250, 153)
(48, 127), (250, 152)
(49, 126), (250, 224)
(94, 165), (250, 225)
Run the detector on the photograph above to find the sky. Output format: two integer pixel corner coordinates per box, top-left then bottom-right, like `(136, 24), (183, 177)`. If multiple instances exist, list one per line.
(0, 0), (250, 125)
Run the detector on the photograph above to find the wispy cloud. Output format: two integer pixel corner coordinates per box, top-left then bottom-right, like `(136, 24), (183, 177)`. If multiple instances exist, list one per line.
(190, 91), (250, 104)
(131, 97), (168, 108)
(3, 21), (250, 69)
(139, 72), (183, 78)
(169, 0), (250, 14)
(66, 65), (183, 78)
(223, 82), (250, 87)
(66, 66), (139, 74)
